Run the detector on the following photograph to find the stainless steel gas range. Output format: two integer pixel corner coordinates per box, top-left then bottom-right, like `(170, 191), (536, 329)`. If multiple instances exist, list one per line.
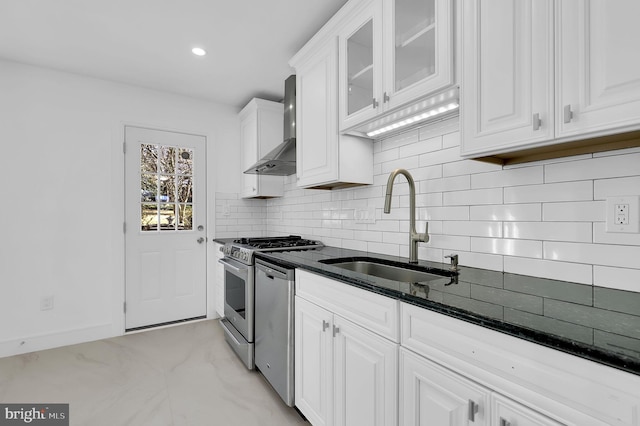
(218, 236), (322, 373)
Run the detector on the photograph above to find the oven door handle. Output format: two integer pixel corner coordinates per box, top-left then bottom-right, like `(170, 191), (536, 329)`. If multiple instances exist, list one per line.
(218, 258), (244, 273)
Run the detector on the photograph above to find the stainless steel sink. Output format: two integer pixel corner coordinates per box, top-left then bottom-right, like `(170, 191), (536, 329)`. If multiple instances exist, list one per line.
(319, 257), (454, 283)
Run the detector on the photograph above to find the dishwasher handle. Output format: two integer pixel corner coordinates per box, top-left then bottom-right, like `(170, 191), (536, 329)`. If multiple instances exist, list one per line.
(255, 260), (294, 281)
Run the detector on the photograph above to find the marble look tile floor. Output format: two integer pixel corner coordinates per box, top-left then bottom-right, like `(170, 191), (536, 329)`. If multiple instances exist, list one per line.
(0, 320), (308, 426)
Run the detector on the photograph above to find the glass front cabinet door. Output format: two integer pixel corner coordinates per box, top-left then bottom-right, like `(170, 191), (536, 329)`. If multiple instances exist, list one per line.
(339, 0), (454, 132)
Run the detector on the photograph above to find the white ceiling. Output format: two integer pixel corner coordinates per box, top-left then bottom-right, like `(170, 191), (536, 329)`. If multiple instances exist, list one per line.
(0, 0), (348, 109)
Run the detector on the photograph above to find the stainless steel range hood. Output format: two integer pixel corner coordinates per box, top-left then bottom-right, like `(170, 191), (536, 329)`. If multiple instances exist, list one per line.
(245, 75), (296, 176)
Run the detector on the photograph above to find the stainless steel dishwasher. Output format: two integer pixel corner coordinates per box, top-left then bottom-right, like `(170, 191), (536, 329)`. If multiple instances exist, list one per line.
(254, 258), (295, 407)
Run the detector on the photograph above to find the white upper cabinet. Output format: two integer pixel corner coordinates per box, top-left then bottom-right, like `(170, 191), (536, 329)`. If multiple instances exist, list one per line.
(292, 37), (373, 190)
(461, 0), (640, 160)
(460, 0), (554, 157)
(339, 0), (455, 132)
(556, 0), (640, 139)
(239, 99), (284, 198)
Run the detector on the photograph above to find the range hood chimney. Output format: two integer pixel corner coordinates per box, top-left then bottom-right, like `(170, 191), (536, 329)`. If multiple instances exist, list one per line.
(244, 75), (296, 176)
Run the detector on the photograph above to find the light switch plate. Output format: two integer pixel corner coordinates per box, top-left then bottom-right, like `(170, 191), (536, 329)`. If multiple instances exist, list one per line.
(606, 196), (640, 233)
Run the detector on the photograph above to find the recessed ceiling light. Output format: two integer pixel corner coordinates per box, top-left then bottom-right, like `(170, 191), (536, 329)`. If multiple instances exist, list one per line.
(191, 47), (206, 56)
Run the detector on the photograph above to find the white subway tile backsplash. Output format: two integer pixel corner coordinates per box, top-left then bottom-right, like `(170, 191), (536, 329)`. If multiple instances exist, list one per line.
(420, 206), (470, 221)
(419, 146), (462, 167)
(471, 238), (543, 258)
(381, 128), (419, 151)
(374, 147), (399, 164)
(442, 131), (460, 148)
(218, 120), (640, 293)
(544, 241), (640, 269)
(471, 166), (544, 189)
(504, 181), (593, 203)
(367, 241), (400, 256)
(545, 152), (640, 183)
(503, 222), (592, 243)
(470, 204), (541, 221)
(443, 159), (502, 177)
(457, 251), (504, 271)
(593, 223), (640, 246)
(542, 201), (606, 222)
(427, 234), (471, 251)
(593, 176), (640, 199)
(443, 221), (503, 238)
(444, 188), (503, 206)
(382, 155), (420, 173)
(422, 175), (470, 193)
(342, 239), (368, 251)
(504, 257), (593, 284)
(399, 135), (442, 157)
(412, 164), (443, 181)
(594, 266), (640, 292)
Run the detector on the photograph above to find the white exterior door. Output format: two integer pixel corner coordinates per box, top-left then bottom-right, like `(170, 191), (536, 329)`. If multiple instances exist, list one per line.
(124, 126), (207, 330)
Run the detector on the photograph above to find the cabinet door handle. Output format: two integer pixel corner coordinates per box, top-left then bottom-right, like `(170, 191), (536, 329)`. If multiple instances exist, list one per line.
(322, 320), (329, 332)
(383, 92), (390, 103)
(468, 400), (479, 422)
(372, 98), (379, 109)
(532, 113), (542, 131)
(499, 418), (511, 426)
(332, 325), (340, 337)
(563, 104), (573, 123)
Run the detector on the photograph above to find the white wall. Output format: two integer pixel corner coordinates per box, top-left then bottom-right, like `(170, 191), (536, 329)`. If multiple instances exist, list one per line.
(0, 59), (241, 357)
(217, 117), (640, 294)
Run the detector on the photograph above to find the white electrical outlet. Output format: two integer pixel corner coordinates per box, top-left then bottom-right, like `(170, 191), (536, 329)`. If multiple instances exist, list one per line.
(606, 196), (640, 233)
(615, 204), (629, 225)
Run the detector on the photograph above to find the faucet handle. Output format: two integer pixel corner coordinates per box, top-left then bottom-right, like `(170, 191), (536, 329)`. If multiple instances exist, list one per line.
(418, 222), (430, 242)
(444, 253), (459, 271)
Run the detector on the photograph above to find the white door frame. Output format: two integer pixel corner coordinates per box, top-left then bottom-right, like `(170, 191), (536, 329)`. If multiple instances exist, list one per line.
(118, 122), (213, 333)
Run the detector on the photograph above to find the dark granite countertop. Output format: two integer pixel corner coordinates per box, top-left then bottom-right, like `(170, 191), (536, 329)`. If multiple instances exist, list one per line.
(255, 246), (640, 376)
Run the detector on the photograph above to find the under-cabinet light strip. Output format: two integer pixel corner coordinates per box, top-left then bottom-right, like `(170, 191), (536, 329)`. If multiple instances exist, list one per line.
(366, 101), (459, 138)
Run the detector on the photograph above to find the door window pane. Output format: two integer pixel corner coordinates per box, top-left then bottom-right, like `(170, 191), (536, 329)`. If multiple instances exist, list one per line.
(177, 176), (193, 203)
(159, 176), (176, 202)
(159, 204), (176, 231)
(159, 146), (176, 174)
(140, 143), (194, 232)
(177, 148), (193, 174)
(178, 204), (193, 230)
(141, 204), (158, 231)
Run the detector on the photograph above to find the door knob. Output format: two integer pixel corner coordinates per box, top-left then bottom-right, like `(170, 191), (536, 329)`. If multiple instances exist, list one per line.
(197, 237), (205, 244)
(197, 225), (204, 231)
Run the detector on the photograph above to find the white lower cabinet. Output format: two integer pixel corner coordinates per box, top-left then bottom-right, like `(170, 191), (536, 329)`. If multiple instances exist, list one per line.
(295, 270), (398, 426)
(399, 347), (490, 426)
(294, 273), (638, 426)
(400, 347), (568, 426)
